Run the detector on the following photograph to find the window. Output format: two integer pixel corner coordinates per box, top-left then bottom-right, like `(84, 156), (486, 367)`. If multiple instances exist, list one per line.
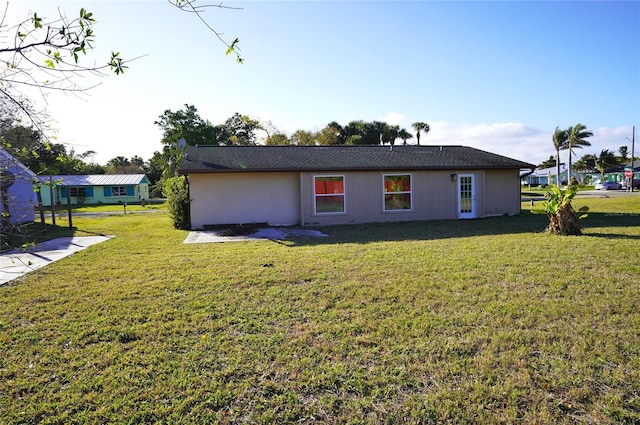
(111, 186), (127, 196)
(314, 176), (345, 214)
(383, 174), (412, 211)
(69, 187), (86, 197)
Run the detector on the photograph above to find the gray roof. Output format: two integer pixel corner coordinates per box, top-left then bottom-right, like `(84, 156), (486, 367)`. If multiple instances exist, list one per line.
(179, 145), (535, 173)
(35, 174), (149, 186)
(606, 162), (640, 173)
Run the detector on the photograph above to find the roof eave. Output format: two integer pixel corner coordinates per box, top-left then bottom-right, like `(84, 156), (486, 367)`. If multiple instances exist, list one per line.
(181, 165), (535, 174)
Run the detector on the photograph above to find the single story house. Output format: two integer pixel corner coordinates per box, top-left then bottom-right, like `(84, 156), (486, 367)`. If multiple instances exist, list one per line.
(600, 162), (640, 183)
(179, 145), (536, 229)
(521, 164), (567, 186)
(0, 148), (36, 226)
(35, 174), (150, 207)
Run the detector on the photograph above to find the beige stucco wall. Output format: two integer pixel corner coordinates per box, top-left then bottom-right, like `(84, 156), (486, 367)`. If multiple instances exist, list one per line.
(188, 172), (300, 229)
(483, 169), (522, 216)
(188, 169), (520, 228)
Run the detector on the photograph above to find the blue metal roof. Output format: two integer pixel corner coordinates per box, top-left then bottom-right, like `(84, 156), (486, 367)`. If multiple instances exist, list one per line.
(35, 174), (149, 186)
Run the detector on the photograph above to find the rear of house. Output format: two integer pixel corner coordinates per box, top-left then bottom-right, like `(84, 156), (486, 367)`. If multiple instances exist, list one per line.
(180, 145), (534, 229)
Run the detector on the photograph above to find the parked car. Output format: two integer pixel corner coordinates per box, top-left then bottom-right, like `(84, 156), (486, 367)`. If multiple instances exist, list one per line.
(595, 181), (621, 190)
(621, 179), (640, 189)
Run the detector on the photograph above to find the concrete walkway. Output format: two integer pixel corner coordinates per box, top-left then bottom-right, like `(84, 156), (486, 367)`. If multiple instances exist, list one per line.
(0, 235), (113, 285)
(184, 228), (328, 244)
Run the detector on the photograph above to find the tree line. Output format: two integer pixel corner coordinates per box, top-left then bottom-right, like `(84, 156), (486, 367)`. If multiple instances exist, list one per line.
(153, 104), (431, 193)
(155, 104), (430, 149)
(1, 104), (432, 198)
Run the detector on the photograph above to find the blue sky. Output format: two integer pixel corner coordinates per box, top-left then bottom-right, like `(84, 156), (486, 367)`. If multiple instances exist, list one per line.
(10, 1), (640, 166)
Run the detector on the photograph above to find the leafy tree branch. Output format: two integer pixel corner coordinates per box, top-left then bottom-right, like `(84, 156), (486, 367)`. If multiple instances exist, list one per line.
(169, 0), (244, 63)
(0, 0), (242, 132)
(1, 5), (129, 90)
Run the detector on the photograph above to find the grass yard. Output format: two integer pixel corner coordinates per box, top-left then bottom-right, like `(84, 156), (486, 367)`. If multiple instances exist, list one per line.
(40, 201), (167, 214)
(1, 196), (639, 424)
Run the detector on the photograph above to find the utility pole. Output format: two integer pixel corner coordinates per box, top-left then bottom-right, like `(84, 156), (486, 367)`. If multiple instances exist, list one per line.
(632, 125), (636, 193)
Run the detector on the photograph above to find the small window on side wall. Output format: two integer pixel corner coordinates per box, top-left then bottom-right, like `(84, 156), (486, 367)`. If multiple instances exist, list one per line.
(111, 186), (127, 196)
(314, 175), (345, 214)
(383, 174), (412, 211)
(69, 187), (86, 197)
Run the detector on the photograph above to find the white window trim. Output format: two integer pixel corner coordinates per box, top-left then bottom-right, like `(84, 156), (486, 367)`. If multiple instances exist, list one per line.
(382, 173), (413, 212)
(111, 186), (127, 196)
(313, 174), (346, 215)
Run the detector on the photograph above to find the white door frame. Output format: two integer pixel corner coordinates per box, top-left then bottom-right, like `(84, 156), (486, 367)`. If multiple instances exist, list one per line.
(457, 174), (476, 219)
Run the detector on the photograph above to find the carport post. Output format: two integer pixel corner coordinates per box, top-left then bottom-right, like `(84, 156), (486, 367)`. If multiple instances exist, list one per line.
(66, 187), (72, 228)
(49, 176), (56, 226)
(36, 190), (46, 234)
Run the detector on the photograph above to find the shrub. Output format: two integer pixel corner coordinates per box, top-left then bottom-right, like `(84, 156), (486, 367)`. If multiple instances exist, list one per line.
(163, 176), (190, 230)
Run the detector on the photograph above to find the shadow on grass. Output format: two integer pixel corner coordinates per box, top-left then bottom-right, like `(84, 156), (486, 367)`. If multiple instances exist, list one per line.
(584, 232), (640, 240)
(580, 212), (640, 240)
(289, 212), (640, 246)
(0, 222), (112, 253)
(1, 222), (76, 252)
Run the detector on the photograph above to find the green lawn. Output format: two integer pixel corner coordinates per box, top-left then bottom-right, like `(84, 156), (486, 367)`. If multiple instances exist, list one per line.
(1, 203), (167, 252)
(40, 201), (167, 213)
(1, 197), (639, 424)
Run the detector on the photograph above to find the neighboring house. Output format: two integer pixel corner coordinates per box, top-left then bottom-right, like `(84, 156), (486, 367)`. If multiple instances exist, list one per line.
(0, 148), (36, 226)
(179, 145), (535, 229)
(599, 162), (640, 183)
(521, 164), (567, 186)
(35, 174), (150, 207)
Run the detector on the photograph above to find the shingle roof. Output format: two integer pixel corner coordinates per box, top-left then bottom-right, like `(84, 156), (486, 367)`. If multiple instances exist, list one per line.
(605, 162), (640, 173)
(179, 145), (535, 173)
(35, 174), (149, 186)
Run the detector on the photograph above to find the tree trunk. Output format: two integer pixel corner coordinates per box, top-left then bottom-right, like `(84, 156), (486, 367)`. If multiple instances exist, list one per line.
(567, 147), (573, 184)
(545, 204), (582, 235)
(556, 150), (561, 185)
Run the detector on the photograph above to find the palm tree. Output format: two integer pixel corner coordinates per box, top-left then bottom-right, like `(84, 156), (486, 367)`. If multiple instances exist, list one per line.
(552, 126), (568, 185)
(397, 128), (413, 145)
(343, 121), (366, 145)
(594, 149), (617, 180)
(573, 154), (596, 175)
(566, 123), (593, 184)
(411, 122), (430, 145)
(325, 121), (345, 145)
(372, 121), (387, 145)
(618, 146), (629, 163)
(538, 155), (557, 170)
(380, 124), (399, 145)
